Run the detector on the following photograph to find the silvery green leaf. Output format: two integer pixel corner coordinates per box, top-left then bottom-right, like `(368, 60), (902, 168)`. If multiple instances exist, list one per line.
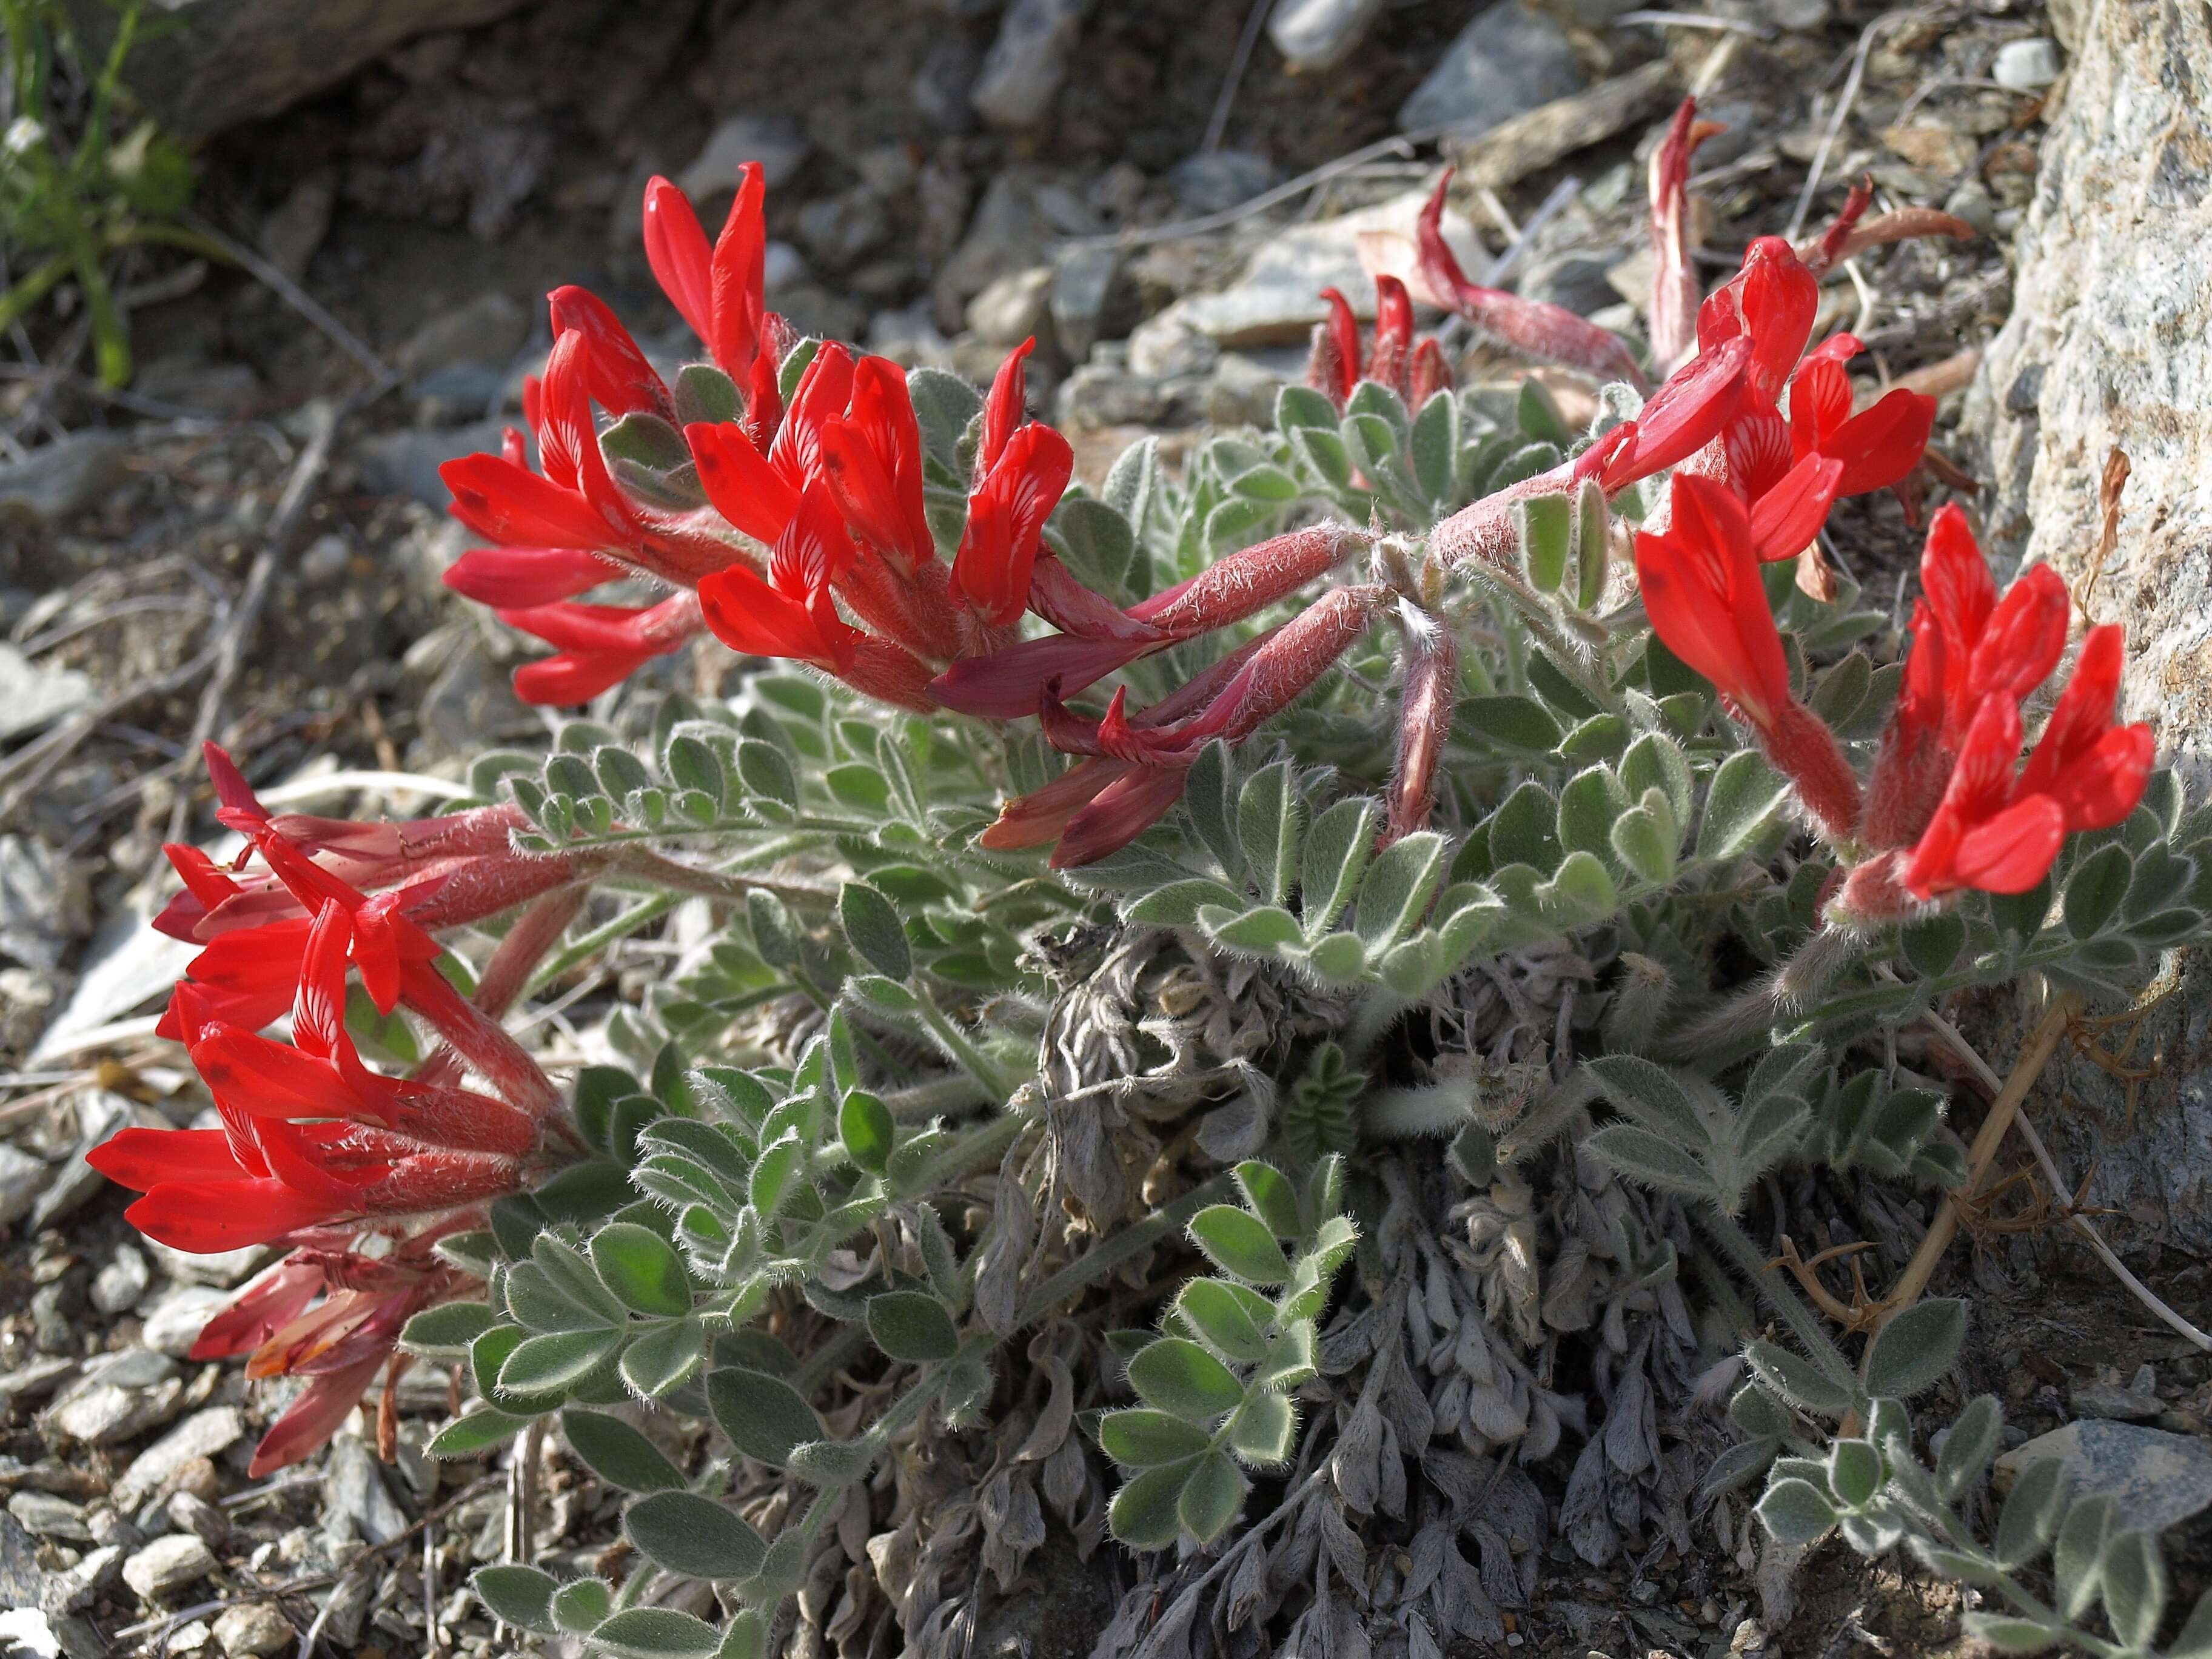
(549, 1577), (612, 1633)
(1238, 760), (1302, 906)
(1227, 1390), (1295, 1466)
(1461, 694), (1563, 754)
(1557, 766), (1629, 863)
(1620, 731), (1694, 825)
(1176, 1278), (1273, 1364)
(1128, 877), (1254, 927)
(1486, 779), (1561, 869)
(706, 1367), (821, 1468)
(1573, 477), (1607, 608)
(672, 362), (740, 426)
(472, 1564), (558, 1633)
(1276, 384), (1338, 432)
(1862, 1299), (1966, 1399)
(1109, 1460), (1198, 1549)
(1957, 1615), (2059, 1654)
(2167, 1584), (2212, 1657)
(1584, 1054), (1706, 1141)
(1902, 912), (1966, 977)
(786, 1436), (875, 1488)
(623, 1490), (767, 1581)
(1697, 749), (1792, 862)
(1050, 496), (1136, 593)
(591, 1607), (723, 1659)
(1104, 434), (1161, 528)
(1294, 425), (1355, 489)
(1610, 799), (1677, 884)
(1808, 650), (1872, 729)
(1204, 905), (1304, 954)
(2053, 1492), (2116, 1621)
(1515, 377), (1571, 444)
(1410, 388), (1460, 503)
(1184, 742), (1242, 881)
(1703, 1437), (1779, 1497)
(2098, 1529), (2166, 1648)
(839, 881), (911, 980)
(1729, 1385), (1792, 1439)
(1128, 1336), (1245, 1421)
(1300, 797), (1378, 939)
(1188, 1204), (1292, 1285)
(1995, 1457), (2068, 1569)
(562, 1408), (686, 1493)
(1178, 1450), (1244, 1544)
(734, 739), (798, 813)
(1518, 492), (1572, 594)
(907, 366), (982, 475)
(2063, 842), (2134, 938)
(1355, 831), (1446, 949)
(1586, 1125), (1714, 1202)
(1907, 1538), (2005, 1586)
(1934, 1395), (2002, 1500)
(1827, 1438), (1882, 1509)
(1755, 1477), (1837, 1545)
(1538, 849), (1617, 927)
(619, 1318), (705, 1399)
(866, 1292), (960, 1363)
(1099, 1409), (1209, 1470)
(1744, 1339), (1855, 1417)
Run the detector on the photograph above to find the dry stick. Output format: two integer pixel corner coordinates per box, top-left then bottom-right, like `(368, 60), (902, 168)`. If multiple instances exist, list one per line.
(1922, 1006), (2212, 1353)
(1785, 8), (1912, 241)
(179, 212), (396, 386)
(1201, 0), (1272, 156)
(1859, 993), (2080, 1376)
(168, 397), (344, 843)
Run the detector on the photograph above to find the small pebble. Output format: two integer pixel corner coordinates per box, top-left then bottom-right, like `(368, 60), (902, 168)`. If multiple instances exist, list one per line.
(90, 1244), (150, 1316)
(7, 1490), (91, 1543)
(168, 1491), (229, 1552)
(122, 1532), (218, 1601)
(299, 533), (350, 585)
(1992, 38), (2062, 91)
(212, 1601), (293, 1657)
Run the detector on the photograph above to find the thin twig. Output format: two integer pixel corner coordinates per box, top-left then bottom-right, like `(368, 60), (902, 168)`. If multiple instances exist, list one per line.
(179, 212), (395, 386)
(1786, 10), (1908, 241)
(1860, 993), (2079, 1369)
(1201, 0), (1272, 155)
(1920, 1007), (2212, 1353)
(1615, 8), (1775, 37)
(169, 397), (343, 842)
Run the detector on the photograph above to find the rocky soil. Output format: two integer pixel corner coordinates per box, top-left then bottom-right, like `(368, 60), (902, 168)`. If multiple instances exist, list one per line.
(5, 0), (2208, 1655)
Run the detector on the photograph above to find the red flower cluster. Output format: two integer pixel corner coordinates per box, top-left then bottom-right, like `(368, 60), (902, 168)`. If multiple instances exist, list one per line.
(437, 167), (1076, 712)
(1634, 483), (2153, 917)
(1842, 506), (2153, 913)
(90, 746), (575, 1473)
(1306, 275), (1450, 413)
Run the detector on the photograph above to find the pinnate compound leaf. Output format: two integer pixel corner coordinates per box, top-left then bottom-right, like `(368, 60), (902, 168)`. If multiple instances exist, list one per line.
(1935, 1394), (2001, 1500)
(402, 1301), (498, 1361)
(1585, 1125), (1714, 1202)
(1744, 1340), (1854, 1417)
(1176, 1278), (1272, 1364)
(620, 1318), (706, 1399)
(549, 1577), (613, 1632)
(1227, 1390), (1295, 1466)
(1862, 1299), (1966, 1399)
(429, 1406), (532, 1458)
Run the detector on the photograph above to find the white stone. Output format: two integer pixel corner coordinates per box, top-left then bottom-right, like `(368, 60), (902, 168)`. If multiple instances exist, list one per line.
(970, 0), (1093, 129)
(91, 1244), (150, 1316)
(675, 115), (808, 201)
(122, 1533), (218, 1601)
(141, 1285), (231, 1359)
(1269, 0), (1386, 70)
(0, 1144), (45, 1228)
(212, 1601), (293, 1657)
(112, 1407), (246, 1513)
(966, 266), (1054, 347)
(1397, 2), (1584, 137)
(1992, 37), (2062, 90)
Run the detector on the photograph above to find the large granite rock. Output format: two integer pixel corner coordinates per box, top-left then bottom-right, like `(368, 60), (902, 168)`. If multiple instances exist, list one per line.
(1968, 0), (2212, 1250)
(65, 0), (531, 138)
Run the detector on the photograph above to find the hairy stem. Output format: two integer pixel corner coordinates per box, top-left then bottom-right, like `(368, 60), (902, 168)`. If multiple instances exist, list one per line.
(1695, 1201), (1855, 1387)
(1015, 1171), (1236, 1329)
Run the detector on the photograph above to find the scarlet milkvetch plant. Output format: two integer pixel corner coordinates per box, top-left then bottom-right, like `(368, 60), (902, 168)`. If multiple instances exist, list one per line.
(85, 100), (2212, 1659)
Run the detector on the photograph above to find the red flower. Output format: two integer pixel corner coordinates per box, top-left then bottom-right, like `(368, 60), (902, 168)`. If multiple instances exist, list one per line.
(643, 167), (771, 381)
(698, 477), (939, 711)
(819, 353), (936, 576)
(1416, 169), (1648, 390)
(1634, 475), (1863, 841)
(545, 284), (671, 421)
(93, 902), (537, 1255)
(497, 591), (709, 706)
(1647, 98), (1725, 373)
(1698, 236), (1817, 407)
(1785, 343), (1935, 503)
(950, 340), (1075, 628)
(1305, 276), (1423, 412)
